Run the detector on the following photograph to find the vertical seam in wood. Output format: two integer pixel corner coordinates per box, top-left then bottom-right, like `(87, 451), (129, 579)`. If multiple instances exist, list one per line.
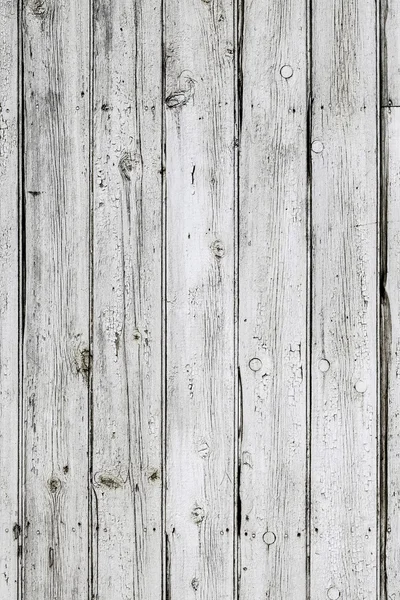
(161, 0), (167, 593)
(17, 0), (25, 597)
(17, 0), (25, 596)
(88, 0), (96, 597)
(378, 0), (389, 595)
(233, 0), (240, 594)
(234, 0), (243, 596)
(305, 0), (313, 596)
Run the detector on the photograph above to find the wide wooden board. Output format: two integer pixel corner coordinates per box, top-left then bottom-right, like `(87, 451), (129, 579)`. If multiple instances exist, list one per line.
(238, 0), (308, 597)
(22, 0), (90, 596)
(92, 0), (163, 597)
(164, 0), (236, 596)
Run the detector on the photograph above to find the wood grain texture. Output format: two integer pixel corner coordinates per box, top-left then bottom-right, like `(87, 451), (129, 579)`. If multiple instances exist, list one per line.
(92, 0), (163, 597)
(310, 0), (378, 597)
(164, 0), (236, 596)
(238, 0), (308, 598)
(0, 0), (19, 597)
(382, 4), (400, 597)
(383, 105), (400, 600)
(22, 0), (90, 596)
(2, 0), (399, 597)
(382, 0), (400, 106)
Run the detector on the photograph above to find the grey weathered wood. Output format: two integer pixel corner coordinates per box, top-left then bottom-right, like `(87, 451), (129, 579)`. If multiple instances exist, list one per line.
(2, 1), (399, 597)
(0, 1), (19, 597)
(383, 104), (400, 600)
(310, 0), (378, 597)
(382, 4), (400, 595)
(382, 0), (400, 107)
(92, 0), (163, 597)
(238, 0), (308, 597)
(164, 0), (236, 595)
(22, 0), (90, 596)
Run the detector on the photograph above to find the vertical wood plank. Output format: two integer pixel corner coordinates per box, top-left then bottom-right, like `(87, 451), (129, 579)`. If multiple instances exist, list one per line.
(164, 0), (235, 596)
(382, 0), (400, 107)
(92, 0), (163, 597)
(382, 1), (400, 593)
(0, 0), (19, 597)
(238, 1), (308, 597)
(383, 105), (400, 600)
(310, 0), (378, 597)
(22, 0), (90, 596)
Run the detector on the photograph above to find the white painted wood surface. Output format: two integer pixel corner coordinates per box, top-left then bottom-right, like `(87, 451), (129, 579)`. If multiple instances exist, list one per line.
(0, 1), (18, 597)
(1, 0), (399, 598)
(164, 0), (236, 597)
(238, 0), (308, 597)
(383, 2), (400, 597)
(22, 0), (90, 597)
(92, 0), (163, 597)
(384, 105), (399, 600)
(310, 0), (378, 597)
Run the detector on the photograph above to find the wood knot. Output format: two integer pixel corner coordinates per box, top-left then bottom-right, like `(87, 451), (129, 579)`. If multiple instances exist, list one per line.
(118, 151), (142, 181)
(133, 329), (142, 343)
(191, 578), (200, 591)
(75, 348), (91, 380)
(211, 240), (225, 258)
(48, 477), (61, 494)
(148, 469), (160, 482)
(191, 505), (205, 524)
(96, 472), (123, 490)
(166, 74), (196, 108)
(197, 441), (210, 458)
(29, 0), (48, 16)
(13, 523), (20, 540)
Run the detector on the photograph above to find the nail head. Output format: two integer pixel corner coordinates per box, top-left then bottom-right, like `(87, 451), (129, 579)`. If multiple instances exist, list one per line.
(355, 380), (367, 393)
(280, 65), (293, 79)
(312, 140), (324, 153)
(263, 531), (276, 545)
(327, 587), (340, 600)
(249, 358), (262, 372)
(319, 359), (330, 373)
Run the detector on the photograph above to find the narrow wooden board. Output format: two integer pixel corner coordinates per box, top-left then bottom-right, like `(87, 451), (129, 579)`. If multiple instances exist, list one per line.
(383, 104), (400, 600)
(382, 0), (400, 107)
(164, 0), (236, 596)
(238, 0), (308, 597)
(92, 0), (163, 598)
(310, 0), (378, 597)
(382, 3), (400, 594)
(0, 1), (19, 597)
(22, 0), (90, 596)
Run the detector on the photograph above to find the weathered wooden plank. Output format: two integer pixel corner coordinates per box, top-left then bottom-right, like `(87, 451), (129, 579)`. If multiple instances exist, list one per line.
(382, 0), (400, 107)
(383, 104), (400, 600)
(381, 3), (400, 594)
(238, 0), (308, 598)
(22, 0), (90, 596)
(310, 0), (378, 597)
(0, 0), (19, 597)
(164, 0), (235, 596)
(92, 1), (163, 598)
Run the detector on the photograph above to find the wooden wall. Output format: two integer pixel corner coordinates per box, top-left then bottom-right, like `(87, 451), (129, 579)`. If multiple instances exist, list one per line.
(0, 0), (397, 597)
